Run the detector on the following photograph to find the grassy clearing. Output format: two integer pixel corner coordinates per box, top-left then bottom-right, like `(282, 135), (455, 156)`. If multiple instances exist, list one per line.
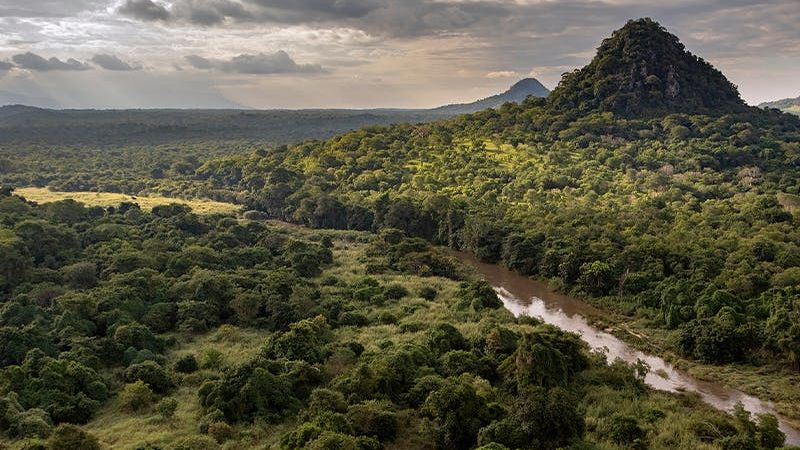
(13, 187), (240, 215)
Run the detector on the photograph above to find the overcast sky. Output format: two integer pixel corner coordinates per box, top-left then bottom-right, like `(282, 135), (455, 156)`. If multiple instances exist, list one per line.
(0, 0), (797, 109)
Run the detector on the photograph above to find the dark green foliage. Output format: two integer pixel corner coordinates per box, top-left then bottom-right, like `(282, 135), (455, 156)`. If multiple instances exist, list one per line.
(198, 358), (302, 423)
(123, 361), (173, 394)
(173, 354), (199, 374)
(605, 414), (646, 446)
(262, 316), (332, 364)
(457, 281), (502, 310)
(548, 18), (745, 117)
(422, 377), (496, 450)
(425, 323), (467, 356)
(46, 424), (101, 450)
(1, 350), (108, 424)
(346, 400), (398, 441)
(478, 387), (583, 450)
(501, 326), (589, 389)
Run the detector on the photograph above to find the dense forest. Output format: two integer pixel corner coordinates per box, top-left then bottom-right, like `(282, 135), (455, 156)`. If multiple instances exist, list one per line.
(0, 189), (792, 450)
(1, 17), (799, 450)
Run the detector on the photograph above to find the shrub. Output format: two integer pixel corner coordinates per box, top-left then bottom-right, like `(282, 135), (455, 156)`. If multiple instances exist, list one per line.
(419, 286), (437, 300)
(120, 381), (154, 412)
(200, 349), (225, 370)
(47, 424), (101, 450)
(124, 361), (174, 394)
(207, 422), (234, 443)
(347, 400), (398, 441)
(174, 354), (199, 374)
(383, 284), (409, 300)
(155, 398), (179, 420)
(15, 408), (52, 439)
(607, 414), (646, 446)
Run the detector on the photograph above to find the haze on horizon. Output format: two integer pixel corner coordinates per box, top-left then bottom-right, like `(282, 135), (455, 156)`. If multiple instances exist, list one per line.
(0, 0), (797, 110)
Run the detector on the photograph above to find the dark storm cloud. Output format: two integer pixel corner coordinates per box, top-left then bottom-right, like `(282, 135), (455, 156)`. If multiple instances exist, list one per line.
(185, 51), (325, 74)
(12, 53), (91, 71)
(91, 54), (140, 71)
(118, 0), (510, 36)
(118, 0), (171, 21)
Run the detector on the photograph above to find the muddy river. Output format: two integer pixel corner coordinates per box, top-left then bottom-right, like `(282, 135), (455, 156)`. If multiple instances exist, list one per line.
(453, 250), (800, 445)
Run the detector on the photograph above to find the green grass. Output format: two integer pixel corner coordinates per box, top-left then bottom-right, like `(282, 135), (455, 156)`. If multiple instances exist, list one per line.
(13, 187), (240, 215)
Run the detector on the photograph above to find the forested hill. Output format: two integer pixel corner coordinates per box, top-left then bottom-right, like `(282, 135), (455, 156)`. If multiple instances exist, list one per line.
(548, 18), (745, 117)
(195, 17), (800, 377)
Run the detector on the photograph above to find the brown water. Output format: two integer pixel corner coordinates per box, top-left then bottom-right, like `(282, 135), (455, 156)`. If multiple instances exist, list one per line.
(453, 250), (800, 445)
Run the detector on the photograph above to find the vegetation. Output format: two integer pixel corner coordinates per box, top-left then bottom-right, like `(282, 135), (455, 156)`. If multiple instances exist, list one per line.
(0, 192), (790, 449)
(0, 16), (799, 450)
(193, 56), (800, 372)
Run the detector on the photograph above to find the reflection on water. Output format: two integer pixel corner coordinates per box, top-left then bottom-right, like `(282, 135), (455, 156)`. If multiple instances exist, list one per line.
(453, 250), (800, 445)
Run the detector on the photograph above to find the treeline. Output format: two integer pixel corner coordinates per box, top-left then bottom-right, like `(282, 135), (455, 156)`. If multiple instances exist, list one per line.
(193, 100), (800, 368)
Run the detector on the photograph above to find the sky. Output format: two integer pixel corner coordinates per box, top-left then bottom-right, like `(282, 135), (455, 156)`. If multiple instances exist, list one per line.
(0, 0), (797, 109)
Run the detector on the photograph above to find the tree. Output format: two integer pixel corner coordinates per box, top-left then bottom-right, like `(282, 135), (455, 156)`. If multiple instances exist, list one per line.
(47, 424), (101, 450)
(119, 381), (153, 412)
(422, 377), (494, 450)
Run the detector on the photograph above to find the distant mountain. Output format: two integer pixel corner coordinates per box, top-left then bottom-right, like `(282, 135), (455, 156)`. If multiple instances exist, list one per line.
(548, 18), (745, 117)
(0, 80), (550, 145)
(431, 78), (550, 115)
(759, 96), (800, 115)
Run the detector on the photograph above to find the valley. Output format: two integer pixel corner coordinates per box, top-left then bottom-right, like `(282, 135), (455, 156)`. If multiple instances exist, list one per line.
(0, 16), (799, 450)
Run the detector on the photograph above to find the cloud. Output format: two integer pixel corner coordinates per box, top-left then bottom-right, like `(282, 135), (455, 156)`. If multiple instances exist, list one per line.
(118, 0), (170, 21)
(117, 0), (510, 36)
(12, 52), (90, 71)
(0, 0), (106, 18)
(0, 61), (12, 72)
(486, 71), (517, 79)
(185, 51), (325, 74)
(91, 54), (140, 71)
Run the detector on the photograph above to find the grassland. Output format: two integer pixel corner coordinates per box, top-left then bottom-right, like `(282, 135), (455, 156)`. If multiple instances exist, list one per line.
(13, 187), (240, 215)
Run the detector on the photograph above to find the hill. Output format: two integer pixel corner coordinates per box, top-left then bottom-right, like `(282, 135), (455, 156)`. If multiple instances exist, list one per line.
(0, 79), (547, 146)
(430, 78), (550, 115)
(548, 18), (745, 116)
(760, 96), (800, 115)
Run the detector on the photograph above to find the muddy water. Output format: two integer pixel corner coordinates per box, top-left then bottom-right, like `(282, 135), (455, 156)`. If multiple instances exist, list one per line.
(453, 250), (800, 445)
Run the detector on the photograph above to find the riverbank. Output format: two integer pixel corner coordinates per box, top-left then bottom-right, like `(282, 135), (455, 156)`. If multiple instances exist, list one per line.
(451, 249), (800, 444)
(591, 314), (800, 431)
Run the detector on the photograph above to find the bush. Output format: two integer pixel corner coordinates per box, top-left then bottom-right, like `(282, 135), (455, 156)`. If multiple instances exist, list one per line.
(120, 381), (154, 412)
(200, 349), (225, 370)
(606, 414), (646, 446)
(155, 398), (179, 420)
(124, 361), (174, 393)
(207, 421), (234, 443)
(347, 400), (398, 441)
(47, 424), (101, 450)
(419, 286), (437, 300)
(383, 284), (409, 300)
(174, 354), (199, 374)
